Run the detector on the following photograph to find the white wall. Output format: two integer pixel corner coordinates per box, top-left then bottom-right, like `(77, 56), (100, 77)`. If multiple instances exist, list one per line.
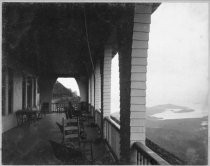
(2, 71), (22, 132)
(2, 71), (41, 132)
(13, 72), (23, 111)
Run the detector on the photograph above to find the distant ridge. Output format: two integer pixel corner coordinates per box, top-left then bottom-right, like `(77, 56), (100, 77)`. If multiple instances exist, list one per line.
(52, 81), (74, 98)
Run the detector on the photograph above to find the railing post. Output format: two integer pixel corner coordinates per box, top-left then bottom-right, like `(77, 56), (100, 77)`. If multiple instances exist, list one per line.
(130, 147), (138, 165)
(100, 53), (104, 139)
(102, 45), (112, 139)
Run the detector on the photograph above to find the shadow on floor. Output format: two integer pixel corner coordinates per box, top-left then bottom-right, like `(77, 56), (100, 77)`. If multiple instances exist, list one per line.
(2, 113), (116, 165)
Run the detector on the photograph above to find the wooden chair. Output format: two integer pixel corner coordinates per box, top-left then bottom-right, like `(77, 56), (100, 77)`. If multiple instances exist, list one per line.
(62, 117), (81, 148)
(79, 102), (92, 125)
(16, 110), (27, 126)
(62, 115), (93, 163)
(56, 122), (63, 134)
(49, 140), (83, 164)
(60, 116), (93, 163)
(65, 105), (85, 137)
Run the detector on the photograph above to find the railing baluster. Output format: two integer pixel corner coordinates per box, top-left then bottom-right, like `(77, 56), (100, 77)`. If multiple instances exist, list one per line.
(50, 103), (70, 113)
(98, 116), (170, 165)
(140, 154), (143, 165)
(143, 157), (146, 165)
(132, 142), (170, 165)
(137, 152), (139, 164)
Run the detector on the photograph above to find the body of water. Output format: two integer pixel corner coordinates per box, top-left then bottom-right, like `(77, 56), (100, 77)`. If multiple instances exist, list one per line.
(151, 108), (205, 120)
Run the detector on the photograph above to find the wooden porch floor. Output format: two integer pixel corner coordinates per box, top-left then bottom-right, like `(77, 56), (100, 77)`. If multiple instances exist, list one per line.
(2, 113), (116, 165)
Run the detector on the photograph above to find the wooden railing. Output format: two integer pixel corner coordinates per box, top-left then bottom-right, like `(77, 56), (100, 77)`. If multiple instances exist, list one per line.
(132, 142), (169, 165)
(93, 110), (169, 165)
(146, 138), (183, 165)
(104, 117), (120, 161)
(108, 115), (169, 165)
(51, 103), (69, 113)
(95, 109), (101, 129)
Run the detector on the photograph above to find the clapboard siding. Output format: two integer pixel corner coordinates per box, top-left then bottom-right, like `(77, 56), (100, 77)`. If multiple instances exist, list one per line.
(130, 111), (145, 118)
(104, 84), (111, 88)
(131, 119), (145, 127)
(103, 83), (111, 87)
(131, 66), (147, 72)
(131, 96), (146, 104)
(135, 4), (152, 14)
(134, 14), (151, 23)
(103, 46), (112, 117)
(131, 48), (148, 58)
(131, 81), (146, 89)
(133, 23), (150, 32)
(131, 133), (145, 142)
(88, 78), (90, 104)
(130, 4), (151, 144)
(133, 32), (149, 40)
(131, 73), (146, 81)
(131, 57), (147, 65)
(132, 40), (148, 49)
(131, 89), (146, 97)
(91, 74), (94, 106)
(95, 61), (101, 110)
(131, 126), (145, 133)
(130, 104), (146, 112)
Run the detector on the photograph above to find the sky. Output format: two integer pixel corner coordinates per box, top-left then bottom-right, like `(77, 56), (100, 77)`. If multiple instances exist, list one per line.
(57, 3), (208, 115)
(57, 78), (80, 96)
(111, 53), (120, 113)
(147, 3), (208, 115)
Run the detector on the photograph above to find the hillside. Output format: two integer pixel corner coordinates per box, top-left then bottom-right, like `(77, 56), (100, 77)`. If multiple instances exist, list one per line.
(52, 81), (73, 97)
(146, 116), (208, 165)
(110, 104), (208, 165)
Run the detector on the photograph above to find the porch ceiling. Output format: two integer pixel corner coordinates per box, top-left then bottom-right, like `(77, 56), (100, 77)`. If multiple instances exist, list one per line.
(3, 3), (159, 77)
(3, 3), (122, 76)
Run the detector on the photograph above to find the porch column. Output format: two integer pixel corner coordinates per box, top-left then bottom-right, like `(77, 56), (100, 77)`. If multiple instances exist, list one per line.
(31, 77), (34, 108)
(90, 73), (95, 116)
(38, 76), (57, 111)
(103, 45), (112, 117)
(95, 60), (101, 110)
(76, 77), (88, 102)
(130, 4), (153, 164)
(119, 4), (152, 164)
(91, 73), (95, 107)
(88, 77), (91, 104)
(88, 76), (92, 113)
(34, 78), (37, 107)
(130, 3), (152, 145)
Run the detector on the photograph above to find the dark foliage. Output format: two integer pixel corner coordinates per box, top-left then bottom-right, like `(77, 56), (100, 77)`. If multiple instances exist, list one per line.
(52, 81), (74, 98)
